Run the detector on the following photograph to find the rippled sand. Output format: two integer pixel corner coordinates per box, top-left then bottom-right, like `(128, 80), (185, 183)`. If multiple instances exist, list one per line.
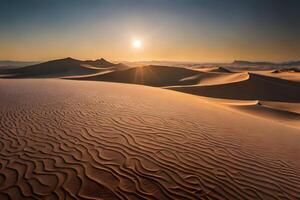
(0, 79), (300, 199)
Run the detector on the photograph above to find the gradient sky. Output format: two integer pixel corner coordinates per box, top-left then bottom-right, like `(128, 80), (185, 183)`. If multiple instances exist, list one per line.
(1, 0), (300, 62)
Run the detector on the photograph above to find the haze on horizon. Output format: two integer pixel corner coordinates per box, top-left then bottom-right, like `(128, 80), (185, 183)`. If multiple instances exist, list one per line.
(1, 0), (300, 62)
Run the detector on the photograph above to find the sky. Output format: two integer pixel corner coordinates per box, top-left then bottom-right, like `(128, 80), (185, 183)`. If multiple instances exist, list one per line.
(0, 0), (300, 62)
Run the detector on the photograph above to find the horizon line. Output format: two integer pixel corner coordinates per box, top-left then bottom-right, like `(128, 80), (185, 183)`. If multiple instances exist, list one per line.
(1, 57), (300, 64)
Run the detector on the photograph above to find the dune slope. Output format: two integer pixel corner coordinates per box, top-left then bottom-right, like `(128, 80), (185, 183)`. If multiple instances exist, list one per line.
(73, 65), (202, 87)
(171, 72), (249, 87)
(0, 79), (300, 199)
(260, 101), (300, 114)
(228, 102), (300, 128)
(170, 73), (300, 102)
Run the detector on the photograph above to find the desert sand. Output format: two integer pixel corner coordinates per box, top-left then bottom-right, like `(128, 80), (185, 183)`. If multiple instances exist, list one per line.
(0, 79), (300, 199)
(1, 59), (300, 199)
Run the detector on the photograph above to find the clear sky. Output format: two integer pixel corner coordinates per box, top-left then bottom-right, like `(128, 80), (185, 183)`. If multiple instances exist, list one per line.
(1, 0), (300, 62)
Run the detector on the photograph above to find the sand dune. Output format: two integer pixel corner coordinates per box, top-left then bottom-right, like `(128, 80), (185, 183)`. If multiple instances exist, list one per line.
(5, 60), (296, 132)
(258, 71), (300, 82)
(73, 65), (251, 87)
(170, 73), (300, 102)
(0, 79), (300, 199)
(73, 65), (202, 87)
(69, 64), (300, 127)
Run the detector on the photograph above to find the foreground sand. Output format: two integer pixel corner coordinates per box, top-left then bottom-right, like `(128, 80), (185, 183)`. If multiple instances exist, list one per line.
(0, 79), (300, 199)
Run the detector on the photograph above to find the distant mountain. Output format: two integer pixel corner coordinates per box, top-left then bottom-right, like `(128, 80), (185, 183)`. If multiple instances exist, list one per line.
(0, 60), (40, 68)
(209, 67), (232, 73)
(82, 58), (114, 68)
(232, 60), (300, 66)
(0, 57), (94, 78)
(282, 61), (300, 66)
(272, 67), (300, 73)
(0, 57), (127, 78)
(232, 60), (275, 66)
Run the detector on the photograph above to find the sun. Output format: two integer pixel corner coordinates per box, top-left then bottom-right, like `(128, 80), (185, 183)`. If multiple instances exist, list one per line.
(132, 39), (142, 48)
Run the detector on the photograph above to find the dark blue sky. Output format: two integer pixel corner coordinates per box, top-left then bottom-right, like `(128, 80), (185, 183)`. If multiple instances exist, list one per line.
(1, 0), (299, 61)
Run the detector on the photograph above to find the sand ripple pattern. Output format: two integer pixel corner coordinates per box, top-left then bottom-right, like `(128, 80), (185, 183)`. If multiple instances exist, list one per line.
(0, 79), (300, 200)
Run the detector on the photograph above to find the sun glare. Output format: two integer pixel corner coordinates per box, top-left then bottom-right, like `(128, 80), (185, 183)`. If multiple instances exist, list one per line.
(132, 39), (142, 48)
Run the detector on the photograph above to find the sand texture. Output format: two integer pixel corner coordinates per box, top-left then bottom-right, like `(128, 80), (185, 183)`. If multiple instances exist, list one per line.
(1, 79), (300, 199)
